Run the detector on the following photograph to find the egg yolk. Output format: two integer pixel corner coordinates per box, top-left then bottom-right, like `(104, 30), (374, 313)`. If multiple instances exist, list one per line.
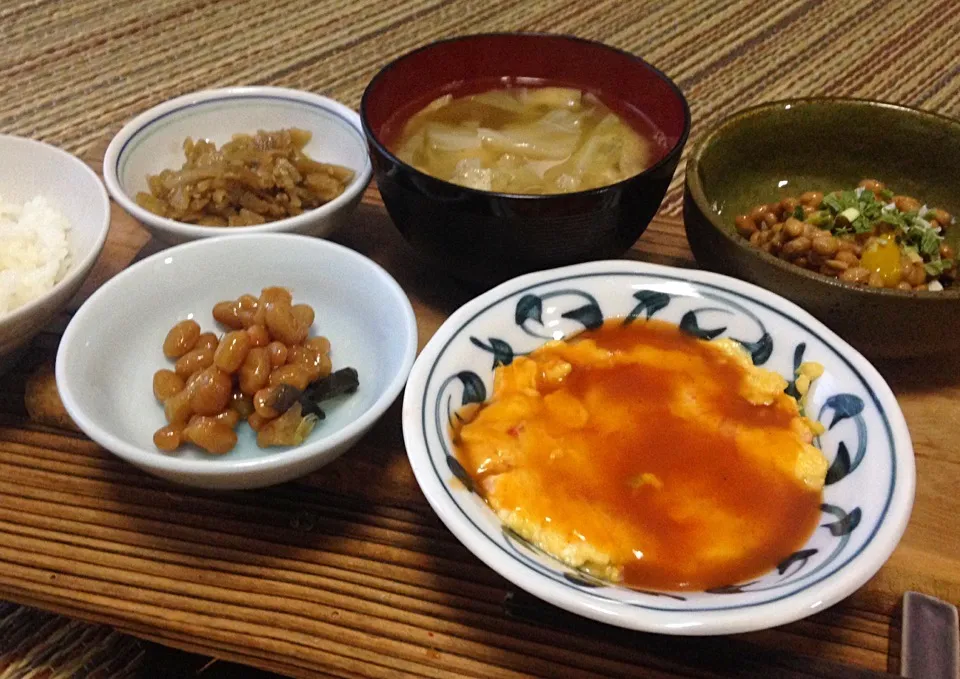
(861, 237), (902, 286)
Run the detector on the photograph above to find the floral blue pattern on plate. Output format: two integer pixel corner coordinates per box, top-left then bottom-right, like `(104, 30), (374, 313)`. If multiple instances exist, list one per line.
(402, 261), (915, 635)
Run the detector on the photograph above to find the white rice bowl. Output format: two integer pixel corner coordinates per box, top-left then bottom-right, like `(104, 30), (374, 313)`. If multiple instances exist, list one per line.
(0, 196), (71, 316)
(0, 134), (110, 363)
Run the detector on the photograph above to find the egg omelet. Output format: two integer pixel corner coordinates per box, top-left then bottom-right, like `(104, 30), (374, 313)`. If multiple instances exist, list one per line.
(453, 319), (828, 591)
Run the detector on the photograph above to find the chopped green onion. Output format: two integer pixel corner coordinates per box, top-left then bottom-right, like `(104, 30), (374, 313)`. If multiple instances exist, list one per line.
(920, 229), (941, 257)
(902, 245), (923, 263)
(822, 194), (844, 214)
(838, 207), (861, 223)
(833, 224), (853, 236)
(807, 211), (832, 227)
(925, 258), (953, 277)
(793, 205), (805, 220)
(879, 188), (894, 201)
(878, 212), (904, 228)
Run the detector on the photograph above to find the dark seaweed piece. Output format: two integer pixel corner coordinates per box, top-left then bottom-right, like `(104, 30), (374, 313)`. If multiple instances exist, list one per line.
(298, 398), (326, 420)
(303, 367), (360, 402)
(270, 383), (304, 414)
(297, 367), (359, 419)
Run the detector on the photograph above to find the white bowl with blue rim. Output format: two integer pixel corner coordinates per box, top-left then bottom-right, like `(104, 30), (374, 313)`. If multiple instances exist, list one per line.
(401, 259), (915, 635)
(103, 87), (372, 245)
(57, 233), (416, 490)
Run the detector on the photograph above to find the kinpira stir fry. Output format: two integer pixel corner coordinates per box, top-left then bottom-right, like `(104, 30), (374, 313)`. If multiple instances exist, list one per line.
(135, 129), (354, 227)
(735, 179), (956, 291)
(152, 287), (359, 455)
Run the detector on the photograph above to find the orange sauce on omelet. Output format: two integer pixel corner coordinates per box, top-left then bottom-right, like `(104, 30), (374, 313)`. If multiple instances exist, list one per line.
(454, 319), (824, 592)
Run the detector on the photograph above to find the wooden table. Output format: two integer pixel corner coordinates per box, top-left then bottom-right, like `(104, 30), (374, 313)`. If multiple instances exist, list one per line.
(3, 1), (960, 677)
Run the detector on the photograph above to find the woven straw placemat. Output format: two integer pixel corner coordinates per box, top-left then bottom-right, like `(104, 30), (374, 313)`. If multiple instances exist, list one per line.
(0, 602), (142, 678)
(0, 601), (288, 678)
(4, 0), (960, 225)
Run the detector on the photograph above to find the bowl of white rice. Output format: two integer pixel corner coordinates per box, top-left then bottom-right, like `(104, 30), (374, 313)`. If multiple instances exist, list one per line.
(0, 135), (110, 361)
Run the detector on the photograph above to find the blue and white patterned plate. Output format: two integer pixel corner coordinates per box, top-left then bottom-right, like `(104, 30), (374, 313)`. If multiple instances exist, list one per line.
(402, 260), (914, 635)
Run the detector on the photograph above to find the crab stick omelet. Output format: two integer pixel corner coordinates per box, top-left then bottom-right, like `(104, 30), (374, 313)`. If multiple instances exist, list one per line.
(452, 319), (828, 592)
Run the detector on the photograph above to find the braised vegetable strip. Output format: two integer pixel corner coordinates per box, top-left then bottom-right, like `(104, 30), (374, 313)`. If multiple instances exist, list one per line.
(735, 179), (956, 291)
(136, 129), (354, 226)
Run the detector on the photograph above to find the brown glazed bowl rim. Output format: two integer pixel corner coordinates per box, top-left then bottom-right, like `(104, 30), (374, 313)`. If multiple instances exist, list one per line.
(685, 97), (960, 300)
(360, 32), (691, 201)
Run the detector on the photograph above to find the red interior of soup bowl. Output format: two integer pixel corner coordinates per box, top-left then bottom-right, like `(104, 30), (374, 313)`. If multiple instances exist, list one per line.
(363, 33), (689, 166)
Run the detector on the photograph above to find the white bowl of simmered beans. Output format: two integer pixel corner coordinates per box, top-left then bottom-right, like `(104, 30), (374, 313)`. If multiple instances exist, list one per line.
(56, 233), (416, 489)
(104, 87), (373, 245)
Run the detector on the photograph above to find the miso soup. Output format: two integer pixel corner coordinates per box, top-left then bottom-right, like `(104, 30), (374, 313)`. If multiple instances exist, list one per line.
(389, 85), (657, 195)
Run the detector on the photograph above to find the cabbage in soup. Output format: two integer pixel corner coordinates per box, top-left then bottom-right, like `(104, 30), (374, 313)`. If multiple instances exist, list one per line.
(390, 87), (653, 194)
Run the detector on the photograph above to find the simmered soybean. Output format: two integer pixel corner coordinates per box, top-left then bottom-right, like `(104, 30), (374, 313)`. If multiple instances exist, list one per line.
(153, 288), (339, 455)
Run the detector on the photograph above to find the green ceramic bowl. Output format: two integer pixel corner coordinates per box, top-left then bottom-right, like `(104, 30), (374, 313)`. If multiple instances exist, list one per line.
(684, 98), (960, 359)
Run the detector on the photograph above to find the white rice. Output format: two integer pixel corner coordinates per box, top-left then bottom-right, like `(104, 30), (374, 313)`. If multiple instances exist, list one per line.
(0, 195), (71, 316)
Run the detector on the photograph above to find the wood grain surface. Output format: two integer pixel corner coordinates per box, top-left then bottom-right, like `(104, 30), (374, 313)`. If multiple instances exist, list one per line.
(2, 0), (960, 677)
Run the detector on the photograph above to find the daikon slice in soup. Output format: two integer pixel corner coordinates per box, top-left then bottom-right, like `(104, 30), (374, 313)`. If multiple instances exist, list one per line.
(389, 86), (657, 195)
